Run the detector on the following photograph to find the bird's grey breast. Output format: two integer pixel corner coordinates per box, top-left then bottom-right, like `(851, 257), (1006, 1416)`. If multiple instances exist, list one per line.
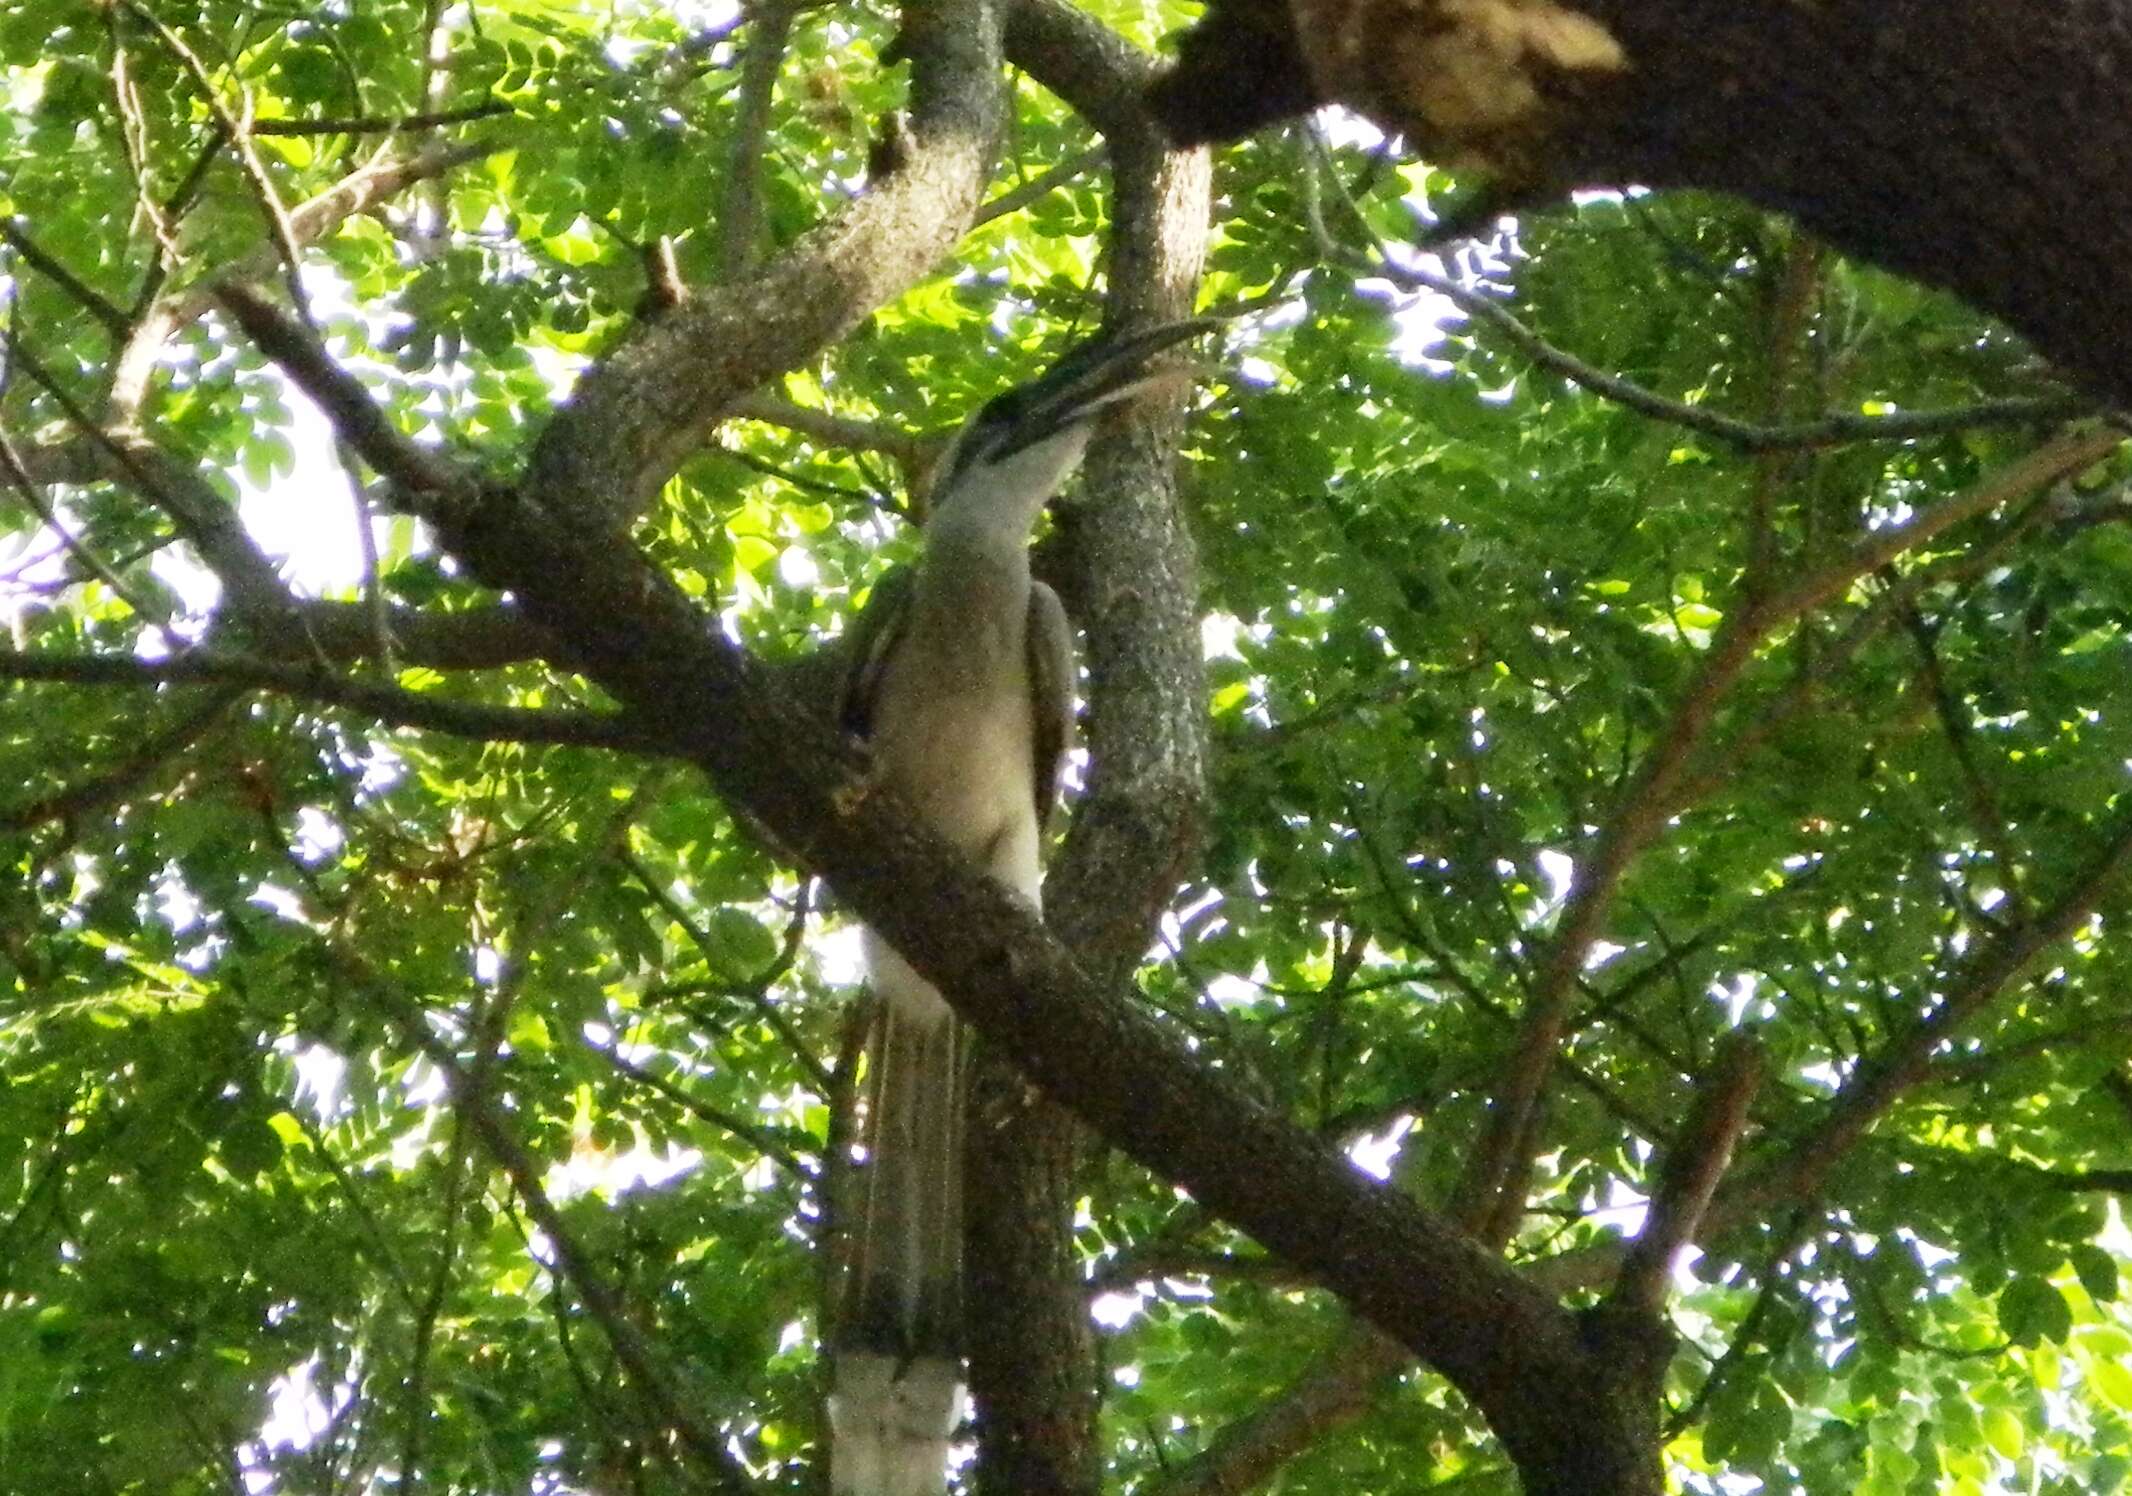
(869, 556), (1040, 858)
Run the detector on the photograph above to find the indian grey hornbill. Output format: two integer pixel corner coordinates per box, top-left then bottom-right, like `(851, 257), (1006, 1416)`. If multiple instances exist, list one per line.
(827, 320), (1208, 1496)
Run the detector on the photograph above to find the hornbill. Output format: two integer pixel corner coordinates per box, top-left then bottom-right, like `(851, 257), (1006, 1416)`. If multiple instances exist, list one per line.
(828, 320), (1207, 1496)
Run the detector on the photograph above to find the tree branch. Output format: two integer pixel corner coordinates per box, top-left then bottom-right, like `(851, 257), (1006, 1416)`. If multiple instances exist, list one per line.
(0, 647), (654, 752)
(107, 135), (503, 420)
(591, 1039), (816, 1183)
(1612, 1030), (1763, 1315)
(410, 272), (1662, 1496)
(719, 0), (796, 280)
(0, 219), (130, 336)
(521, 0), (1004, 525)
(410, 1026), (755, 1493)
(972, 143), (1105, 225)
(963, 25), (1213, 1485)
(121, 2), (314, 313)
(286, 600), (556, 670)
(1378, 253), (2088, 453)
(1003, 0), (1153, 134)
(249, 102), (511, 136)
(214, 282), (470, 496)
(0, 424), (177, 641)
(0, 688), (237, 833)
(1454, 420), (2123, 1243)
(1898, 599), (2029, 910)
(1144, 1321), (1410, 1496)
(726, 392), (941, 470)
(1750, 804), (2132, 1207)
(5, 331), (294, 615)
(1154, 0), (2132, 413)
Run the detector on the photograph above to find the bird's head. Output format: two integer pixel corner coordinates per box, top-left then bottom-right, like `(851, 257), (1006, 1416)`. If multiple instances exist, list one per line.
(924, 319), (1215, 525)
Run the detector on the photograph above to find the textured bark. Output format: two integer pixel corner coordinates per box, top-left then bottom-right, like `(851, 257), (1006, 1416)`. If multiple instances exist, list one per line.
(962, 15), (1213, 1495)
(1151, 0), (2132, 412)
(412, 470), (1658, 1491)
(520, 0), (1004, 525)
(214, 1), (1662, 1489)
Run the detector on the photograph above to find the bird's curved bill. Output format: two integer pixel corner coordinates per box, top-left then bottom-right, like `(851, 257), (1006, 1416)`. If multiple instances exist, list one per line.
(997, 318), (1220, 453)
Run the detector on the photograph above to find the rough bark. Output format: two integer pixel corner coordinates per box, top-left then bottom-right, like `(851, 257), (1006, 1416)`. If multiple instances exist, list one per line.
(192, 0), (1660, 1482)
(962, 40), (1214, 1493)
(399, 475), (1657, 1493)
(1150, 0), (2132, 413)
(518, 0), (1005, 525)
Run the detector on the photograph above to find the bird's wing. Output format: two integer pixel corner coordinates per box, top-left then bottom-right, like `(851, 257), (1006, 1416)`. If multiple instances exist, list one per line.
(840, 565), (916, 740)
(1026, 580), (1076, 833)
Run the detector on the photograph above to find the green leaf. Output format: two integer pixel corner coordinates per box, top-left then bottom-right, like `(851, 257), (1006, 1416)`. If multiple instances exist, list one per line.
(1999, 1277), (2074, 1348)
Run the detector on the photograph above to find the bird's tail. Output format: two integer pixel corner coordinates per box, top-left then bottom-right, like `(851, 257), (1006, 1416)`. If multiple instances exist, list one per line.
(830, 940), (971, 1496)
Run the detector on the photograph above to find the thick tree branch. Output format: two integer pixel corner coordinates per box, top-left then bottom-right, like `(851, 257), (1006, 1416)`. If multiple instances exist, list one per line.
(521, 0), (1004, 525)
(1004, 0), (1153, 134)
(287, 600), (555, 668)
(962, 29), (1213, 1486)
(1152, 0), (2132, 413)
(404, 373), (1663, 1496)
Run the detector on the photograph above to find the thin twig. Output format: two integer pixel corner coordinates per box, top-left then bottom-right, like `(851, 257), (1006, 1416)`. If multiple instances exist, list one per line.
(1897, 600), (2029, 913)
(1304, 134), (2093, 453)
(727, 392), (939, 467)
(1745, 805), (2132, 1210)
(251, 102), (511, 136)
(339, 457), (397, 669)
(401, 1115), (472, 1484)
(125, 1), (313, 314)
(1455, 421), (2123, 1241)
(621, 851), (833, 1095)
(0, 688), (236, 833)
(972, 144), (1105, 226)
(407, 1024), (754, 1493)
(0, 424), (180, 645)
(104, 11), (183, 264)
(0, 220), (130, 335)
(592, 1038), (817, 1182)
(215, 282), (468, 496)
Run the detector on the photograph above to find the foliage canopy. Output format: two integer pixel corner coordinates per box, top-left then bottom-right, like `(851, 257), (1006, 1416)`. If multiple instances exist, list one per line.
(3, 1), (2131, 1493)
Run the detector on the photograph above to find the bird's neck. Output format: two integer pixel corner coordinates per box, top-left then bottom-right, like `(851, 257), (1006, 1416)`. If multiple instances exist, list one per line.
(908, 505), (1036, 660)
